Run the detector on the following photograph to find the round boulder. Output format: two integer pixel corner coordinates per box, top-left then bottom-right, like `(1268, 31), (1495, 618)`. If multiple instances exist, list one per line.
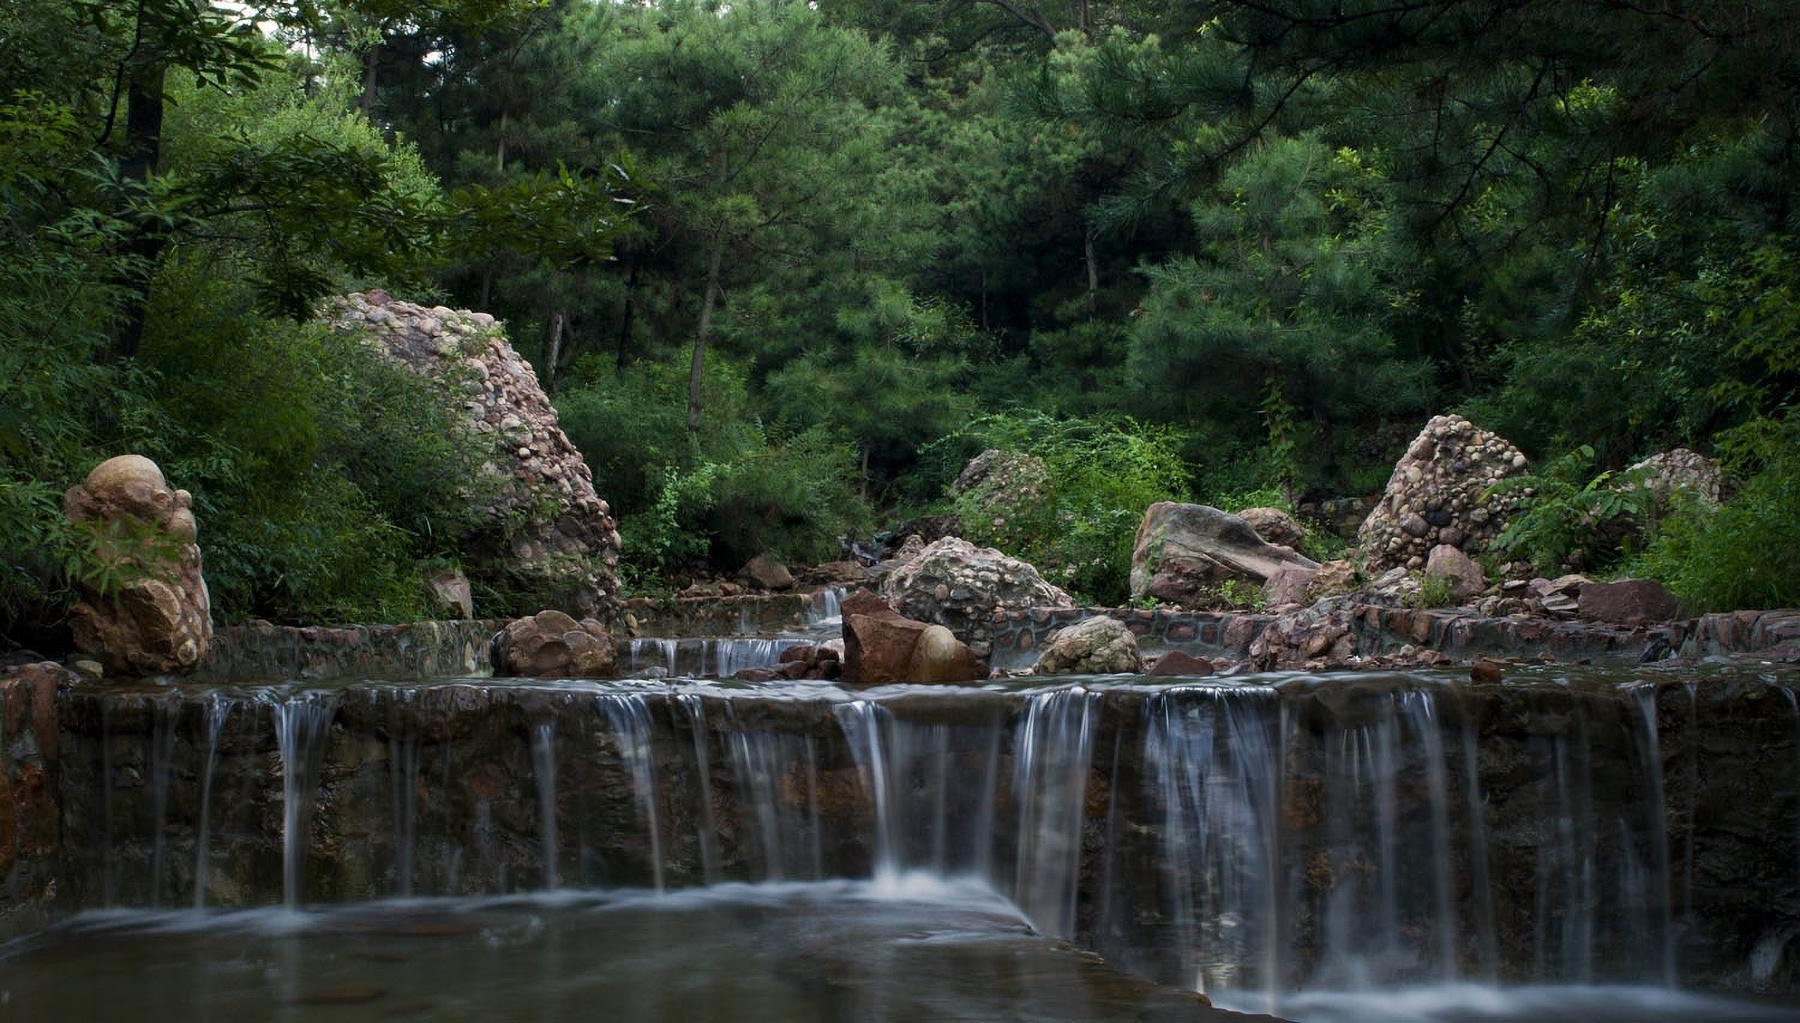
(881, 537), (1074, 655)
(1237, 507), (1305, 549)
(1032, 616), (1143, 675)
(491, 610), (615, 677)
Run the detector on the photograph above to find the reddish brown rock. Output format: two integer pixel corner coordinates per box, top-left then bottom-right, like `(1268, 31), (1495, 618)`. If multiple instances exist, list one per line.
(739, 555), (795, 592)
(841, 590), (983, 684)
(1424, 544), (1487, 604)
(63, 455), (212, 675)
(1578, 579), (1682, 626)
(490, 610), (615, 677)
(1148, 650), (1215, 677)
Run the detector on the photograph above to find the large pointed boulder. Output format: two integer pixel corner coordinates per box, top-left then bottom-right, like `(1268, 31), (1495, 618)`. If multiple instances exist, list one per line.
(324, 292), (621, 621)
(1358, 415), (1529, 573)
(1129, 503), (1318, 607)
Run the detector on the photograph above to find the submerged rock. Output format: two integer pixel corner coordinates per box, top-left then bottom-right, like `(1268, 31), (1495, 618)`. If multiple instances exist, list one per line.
(490, 610), (615, 677)
(1129, 502), (1318, 607)
(1032, 616), (1143, 675)
(1358, 414), (1529, 573)
(1147, 650), (1215, 677)
(62, 455), (212, 675)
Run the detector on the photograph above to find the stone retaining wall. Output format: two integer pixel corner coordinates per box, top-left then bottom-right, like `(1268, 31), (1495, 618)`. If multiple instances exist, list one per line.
(193, 620), (501, 681)
(0, 663), (68, 942)
(988, 603), (1800, 670)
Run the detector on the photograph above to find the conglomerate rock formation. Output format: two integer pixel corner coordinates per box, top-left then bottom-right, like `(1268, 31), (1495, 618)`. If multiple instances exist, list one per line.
(1358, 414), (1531, 573)
(324, 292), (621, 620)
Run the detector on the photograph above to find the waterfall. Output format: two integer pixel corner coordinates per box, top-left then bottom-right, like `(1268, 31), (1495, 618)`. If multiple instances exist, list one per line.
(271, 691), (337, 907)
(676, 693), (722, 883)
(620, 637), (787, 678)
(531, 720), (559, 889)
(1011, 687), (1099, 939)
(385, 686), (420, 897)
(57, 669), (1800, 1007)
(192, 694), (233, 908)
(1632, 684), (1678, 986)
(806, 586), (844, 626)
(1143, 685), (1283, 1003)
(597, 694), (665, 891)
(146, 693), (178, 907)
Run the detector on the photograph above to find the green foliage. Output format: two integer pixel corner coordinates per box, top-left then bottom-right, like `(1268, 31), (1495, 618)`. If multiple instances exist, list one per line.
(558, 355), (869, 588)
(1409, 572), (1455, 610)
(135, 275), (489, 622)
(1635, 415), (1800, 612)
(1486, 446), (1655, 576)
(933, 412), (1189, 603)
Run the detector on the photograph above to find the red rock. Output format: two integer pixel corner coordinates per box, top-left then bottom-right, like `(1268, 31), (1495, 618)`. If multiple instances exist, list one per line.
(1148, 651), (1214, 677)
(1578, 579), (1682, 626)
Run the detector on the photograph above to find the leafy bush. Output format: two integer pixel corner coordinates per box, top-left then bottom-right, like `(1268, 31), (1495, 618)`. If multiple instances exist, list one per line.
(1634, 415), (1800, 612)
(1485, 445), (1655, 575)
(560, 355), (869, 587)
(136, 276), (488, 623)
(931, 412), (1190, 603)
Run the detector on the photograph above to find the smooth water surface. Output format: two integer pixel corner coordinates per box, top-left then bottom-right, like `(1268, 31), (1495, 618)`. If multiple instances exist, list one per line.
(0, 877), (1251, 1023)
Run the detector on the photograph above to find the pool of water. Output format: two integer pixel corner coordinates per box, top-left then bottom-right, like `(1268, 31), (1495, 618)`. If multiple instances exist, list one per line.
(1215, 984), (1800, 1022)
(0, 877), (1255, 1023)
(6, 876), (1795, 1023)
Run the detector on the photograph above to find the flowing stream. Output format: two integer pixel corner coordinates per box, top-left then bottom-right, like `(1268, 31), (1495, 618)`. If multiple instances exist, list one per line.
(16, 666), (1800, 1023)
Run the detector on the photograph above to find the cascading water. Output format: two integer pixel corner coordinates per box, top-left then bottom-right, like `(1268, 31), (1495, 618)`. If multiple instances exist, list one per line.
(191, 694), (234, 908)
(619, 586), (848, 677)
(597, 694), (666, 891)
(1139, 685), (1284, 1004)
(269, 691), (336, 907)
(35, 667), (1800, 1023)
(146, 693), (179, 908)
(1010, 687), (1099, 939)
(531, 719), (560, 889)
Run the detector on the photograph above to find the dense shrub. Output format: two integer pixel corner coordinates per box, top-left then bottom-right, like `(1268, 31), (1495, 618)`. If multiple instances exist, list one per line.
(931, 412), (1190, 603)
(135, 273), (488, 623)
(1635, 416), (1800, 612)
(558, 356), (869, 587)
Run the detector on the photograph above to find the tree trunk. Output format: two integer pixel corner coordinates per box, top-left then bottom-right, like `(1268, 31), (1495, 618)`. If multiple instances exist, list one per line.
(688, 240), (725, 434)
(616, 258), (640, 369)
(1083, 225), (1099, 318)
(496, 110), (508, 173)
(360, 43), (379, 117)
(860, 441), (871, 501)
(112, 58), (167, 360)
(545, 310), (566, 396)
